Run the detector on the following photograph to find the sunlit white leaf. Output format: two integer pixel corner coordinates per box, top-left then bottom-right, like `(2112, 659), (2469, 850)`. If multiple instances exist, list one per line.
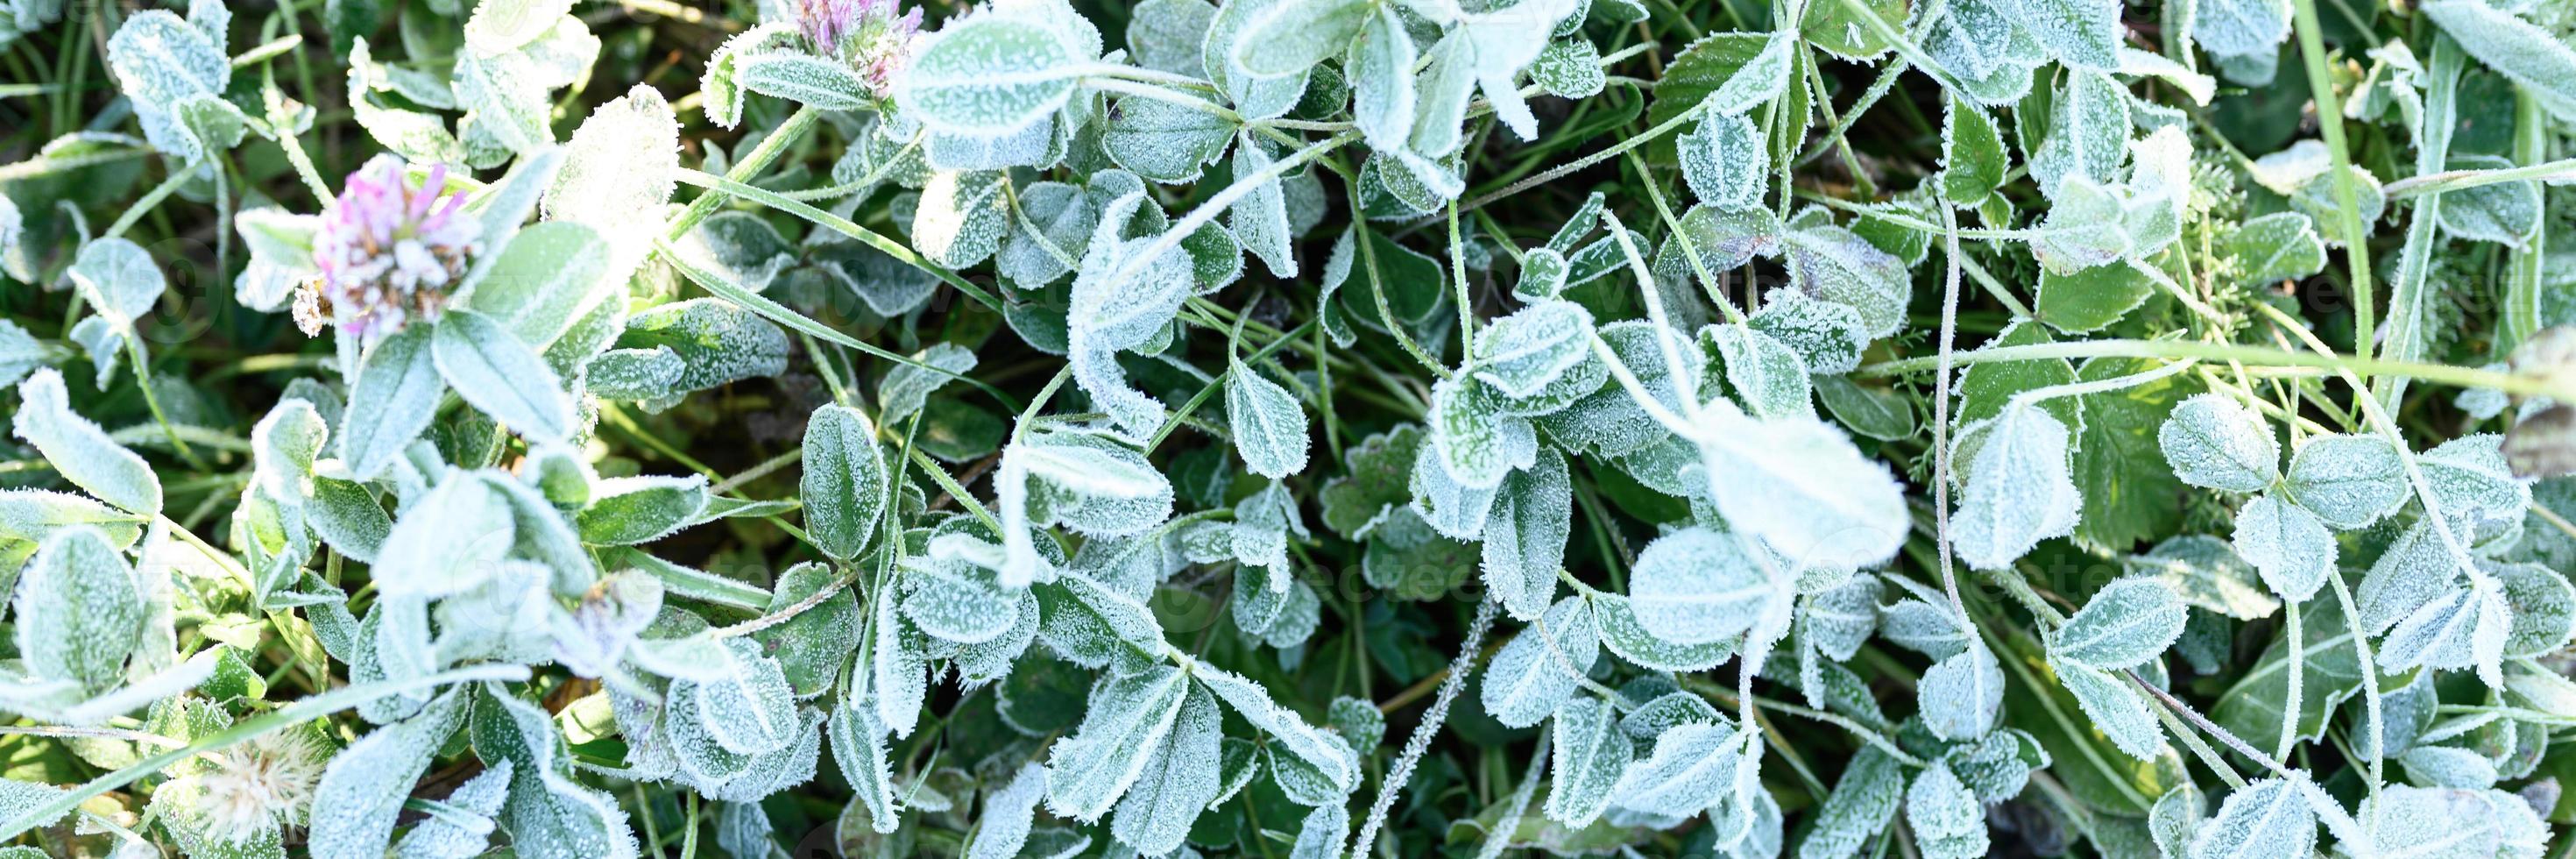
(1627, 528), (1773, 647)
(1479, 596), (1599, 728)
(2188, 777), (2315, 859)
(1951, 403), (2080, 571)
(11, 370), (161, 515)
(895, 14), (1086, 137)
(1043, 664), (1190, 821)
(2233, 493), (2337, 602)
(1920, 641), (2004, 741)
(1906, 761), (1988, 859)
(1545, 695), (1628, 827)
(2158, 393), (2281, 493)
(2053, 578), (2187, 671)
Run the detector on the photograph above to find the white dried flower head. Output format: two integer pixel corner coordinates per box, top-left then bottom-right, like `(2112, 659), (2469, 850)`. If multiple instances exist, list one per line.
(180, 729), (329, 844)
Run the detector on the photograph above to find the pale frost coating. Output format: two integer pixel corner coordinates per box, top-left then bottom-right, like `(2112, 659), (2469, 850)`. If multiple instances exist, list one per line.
(1746, 290), (1869, 375)
(1878, 595), (1972, 659)
(1013, 434), (1175, 538)
(1919, 642), (2003, 741)
(2418, 433), (2533, 547)
(2283, 434), (2411, 528)
(1226, 0), (1369, 78)
(0, 196), (21, 284)
(1192, 666), (1358, 793)
(1906, 761), (1987, 859)
(104, 1), (232, 160)
(1606, 721), (1742, 817)
(694, 640), (801, 756)
(1545, 695), (1628, 827)
(894, 14), (1083, 137)
(1951, 403), (2080, 571)
(2158, 393), (2282, 493)
(800, 403), (890, 561)
(66, 238), (164, 340)
(1692, 401), (1914, 570)
(11, 370), (163, 516)
(1701, 31), (1794, 116)
(2192, 0), (2290, 59)
(11, 528), (144, 699)
(618, 299), (794, 402)
(1782, 224), (1910, 337)
(1226, 361), (1311, 479)
(1231, 136), (1299, 278)
(2420, 0), (2576, 123)
(877, 342), (979, 426)
(1348, 4), (1416, 151)
(1478, 595), (1600, 728)
(1801, 747), (1904, 859)
(307, 692), (472, 858)
(900, 537), (1022, 644)
(1103, 96), (1236, 182)
(2233, 493), (2336, 600)
(1041, 665), (1189, 821)
(2189, 777), (2317, 858)
(1471, 301), (1596, 400)
(1481, 448), (1573, 621)
(393, 758), (513, 858)
(1680, 111), (1768, 210)
(1532, 38), (1606, 97)
(546, 84), (680, 280)
(870, 588), (930, 737)
(1627, 528), (1772, 647)
(2030, 72), (2132, 201)
(2379, 572), (2511, 683)
(2008, 0), (2121, 69)
(914, 170), (1012, 268)
(2052, 578), (2187, 671)
(1591, 593), (1739, 672)
(963, 762), (1045, 859)
(2052, 657), (2165, 759)
(2028, 177), (2130, 273)
(1429, 373), (1539, 490)
(431, 309), (575, 443)
(1108, 684), (1222, 855)
(1922, 0), (2047, 103)
(2353, 785), (2551, 857)
(1124, 0), (1214, 76)
(1704, 323), (1814, 420)
(1799, 572), (1881, 661)
(1063, 193), (1196, 439)
(23, 0), (2576, 853)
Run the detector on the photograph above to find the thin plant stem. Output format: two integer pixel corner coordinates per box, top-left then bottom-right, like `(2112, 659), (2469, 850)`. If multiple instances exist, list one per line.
(2289, 0), (2374, 357)
(664, 106), (820, 242)
(1930, 206), (1969, 621)
(1858, 338), (2576, 401)
(1352, 595), (1500, 858)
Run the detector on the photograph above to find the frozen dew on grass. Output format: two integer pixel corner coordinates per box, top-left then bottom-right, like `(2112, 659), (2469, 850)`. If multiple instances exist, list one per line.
(8, 0), (2576, 855)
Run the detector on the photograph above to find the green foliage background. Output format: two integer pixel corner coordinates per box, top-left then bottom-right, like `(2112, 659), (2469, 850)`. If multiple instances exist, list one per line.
(4, 0), (2576, 855)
